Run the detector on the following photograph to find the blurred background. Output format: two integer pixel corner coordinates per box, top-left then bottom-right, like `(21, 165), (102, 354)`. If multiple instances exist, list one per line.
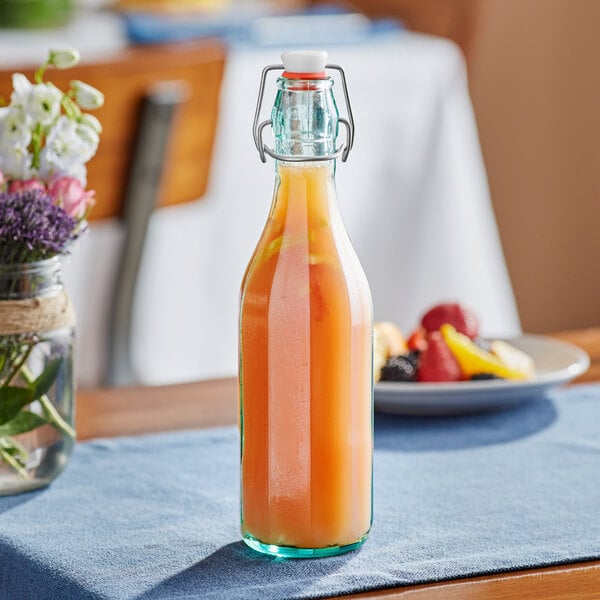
(366, 0), (600, 335)
(1, 0), (598, 386)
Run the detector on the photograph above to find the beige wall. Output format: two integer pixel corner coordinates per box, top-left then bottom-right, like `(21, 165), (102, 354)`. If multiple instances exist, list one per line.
(468, 0), (600, 332)
(342, 0), (600, 332)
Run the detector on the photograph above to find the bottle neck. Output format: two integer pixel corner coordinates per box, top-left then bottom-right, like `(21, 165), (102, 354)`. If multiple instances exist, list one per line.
(271, 161), (340, 233)
(272, 76), (339, 160)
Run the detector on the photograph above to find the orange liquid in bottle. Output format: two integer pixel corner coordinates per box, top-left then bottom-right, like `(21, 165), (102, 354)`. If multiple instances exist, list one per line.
(239, 162), (373, 554)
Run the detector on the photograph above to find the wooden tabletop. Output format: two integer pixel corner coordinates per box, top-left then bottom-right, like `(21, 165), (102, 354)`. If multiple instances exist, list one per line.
(77, 327), (600, 599)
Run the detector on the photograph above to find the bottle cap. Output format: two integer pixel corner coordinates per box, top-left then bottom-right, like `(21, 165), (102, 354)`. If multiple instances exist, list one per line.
(281, 50), (328, 77)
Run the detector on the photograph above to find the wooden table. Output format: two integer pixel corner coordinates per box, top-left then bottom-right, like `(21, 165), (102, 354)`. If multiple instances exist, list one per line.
(77, 328), (600, 599)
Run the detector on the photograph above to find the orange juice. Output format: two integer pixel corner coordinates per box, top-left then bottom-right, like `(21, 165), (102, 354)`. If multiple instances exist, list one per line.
(239, 161), (373, 556)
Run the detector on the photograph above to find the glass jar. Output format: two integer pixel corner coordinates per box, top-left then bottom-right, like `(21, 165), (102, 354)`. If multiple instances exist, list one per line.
(239, 52), (373, 558)
(0, 257), (76, 495)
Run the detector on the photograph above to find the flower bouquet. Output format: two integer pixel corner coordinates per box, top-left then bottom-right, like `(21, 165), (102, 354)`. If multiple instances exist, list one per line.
(0, 49), (103, 494)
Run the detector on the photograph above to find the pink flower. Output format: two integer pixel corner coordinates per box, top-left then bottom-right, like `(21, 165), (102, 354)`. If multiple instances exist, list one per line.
(48, 176), (95, 219)
(8, 179), (45, 194)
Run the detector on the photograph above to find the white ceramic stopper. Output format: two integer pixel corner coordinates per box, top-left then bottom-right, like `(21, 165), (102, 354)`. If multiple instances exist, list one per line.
(281, 50), (328, 73)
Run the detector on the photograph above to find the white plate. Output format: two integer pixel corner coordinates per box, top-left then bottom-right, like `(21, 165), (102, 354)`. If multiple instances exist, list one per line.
(374, 334), (590, 416)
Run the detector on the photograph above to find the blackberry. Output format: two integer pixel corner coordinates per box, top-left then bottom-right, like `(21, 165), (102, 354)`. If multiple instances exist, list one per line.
(405, 350), (421, 369)
(380, 354), (417, 382)
(470, 373), (504, 381)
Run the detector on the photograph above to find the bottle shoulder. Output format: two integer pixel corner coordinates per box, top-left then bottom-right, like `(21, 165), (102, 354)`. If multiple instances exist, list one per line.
(241, 218), (370, 308)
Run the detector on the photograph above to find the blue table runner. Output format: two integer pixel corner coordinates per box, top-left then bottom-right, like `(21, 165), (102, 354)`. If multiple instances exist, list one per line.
(1, 385), (599, 599)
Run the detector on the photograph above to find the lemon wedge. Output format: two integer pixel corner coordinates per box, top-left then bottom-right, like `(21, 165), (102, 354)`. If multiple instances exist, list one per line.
(490, 340), (535, 379)
(440, 324), (531, 380)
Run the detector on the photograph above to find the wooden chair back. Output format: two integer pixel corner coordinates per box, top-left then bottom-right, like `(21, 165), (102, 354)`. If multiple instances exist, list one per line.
(0, 40), (225, 219)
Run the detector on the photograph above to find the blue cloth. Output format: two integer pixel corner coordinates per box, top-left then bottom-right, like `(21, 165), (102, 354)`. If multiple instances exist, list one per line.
(1, 385), (600, 599)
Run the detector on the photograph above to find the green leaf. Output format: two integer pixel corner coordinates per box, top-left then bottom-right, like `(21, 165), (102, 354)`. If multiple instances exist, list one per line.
(0, 411), (48, 437)
(0, 387), (34, 425)
(30, 358), (63, 400)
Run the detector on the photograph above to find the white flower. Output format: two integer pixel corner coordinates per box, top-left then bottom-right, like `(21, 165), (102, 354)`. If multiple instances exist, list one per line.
(1, 50), (103, 190)
(67, 163), (87, 186)
(28, 83), (63, 126)
(0, 107), (32, 148)
(39, 116), (96, 185)
(10, 74), (63, 126)
(49, 48), (80, 70)
(76, 121), (100, 152)
(10, 73), (31, 107)
(71, 80), (104, 110)
(0, 142), (32, 179)
(78, 113), (102, 135)
(47, 115), (97, 163)
(39, 150), (87, 186)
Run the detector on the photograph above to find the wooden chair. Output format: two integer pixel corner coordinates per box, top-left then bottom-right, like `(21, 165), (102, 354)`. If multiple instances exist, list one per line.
(0, 40), (226, 385)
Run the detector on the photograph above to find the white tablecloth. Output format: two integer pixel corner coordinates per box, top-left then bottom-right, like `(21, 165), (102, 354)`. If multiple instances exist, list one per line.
(0, 17), (521, 386)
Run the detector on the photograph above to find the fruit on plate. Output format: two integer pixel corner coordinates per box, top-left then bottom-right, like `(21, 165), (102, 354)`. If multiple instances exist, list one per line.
(470, 373), (504, 380)
(407, 327), (428, 352)
(440, 324), (533, 380)
(373, 322), (408, 382)
(380, 353), (418, 382)
(489, 340), (535, 379)
(417, 331), (462, 382)
(373, 303), (536, 384)
(421, 302), (479, 340)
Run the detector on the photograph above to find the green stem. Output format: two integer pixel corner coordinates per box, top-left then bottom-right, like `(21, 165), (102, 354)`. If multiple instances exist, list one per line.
(3, 343), (34, 387)
(31, 123), (43, 171)
(0, 445), (29, 479)
(6, 436), (28, 457)
(39, 394), (76, 439)
(34, 61), (49, 84)
(20, 365), (76, 440)
(61, 94), (80, 120)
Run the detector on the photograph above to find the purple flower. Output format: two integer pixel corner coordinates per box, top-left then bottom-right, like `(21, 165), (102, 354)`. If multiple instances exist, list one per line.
(0, 190), (77, 263)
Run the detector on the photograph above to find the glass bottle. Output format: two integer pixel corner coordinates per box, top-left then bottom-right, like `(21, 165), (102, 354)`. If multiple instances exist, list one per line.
(0, 257), (76, 495)
(239, 51), (373, 558)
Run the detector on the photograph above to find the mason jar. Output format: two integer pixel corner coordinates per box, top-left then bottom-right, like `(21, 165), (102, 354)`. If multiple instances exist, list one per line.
(0, 257), (76, 495)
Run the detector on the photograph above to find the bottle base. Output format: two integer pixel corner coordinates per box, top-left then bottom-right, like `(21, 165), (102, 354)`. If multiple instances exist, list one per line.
(242, 532), (368, 558)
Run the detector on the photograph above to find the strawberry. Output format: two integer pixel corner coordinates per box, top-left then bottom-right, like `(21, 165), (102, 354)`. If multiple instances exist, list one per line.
(407, 327), (428, 352)
(421, 302), (479, 340)
(417, 331), (462, 382)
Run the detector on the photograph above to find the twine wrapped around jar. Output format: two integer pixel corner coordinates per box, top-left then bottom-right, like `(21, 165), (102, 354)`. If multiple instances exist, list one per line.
(0, 291), (76, 335)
